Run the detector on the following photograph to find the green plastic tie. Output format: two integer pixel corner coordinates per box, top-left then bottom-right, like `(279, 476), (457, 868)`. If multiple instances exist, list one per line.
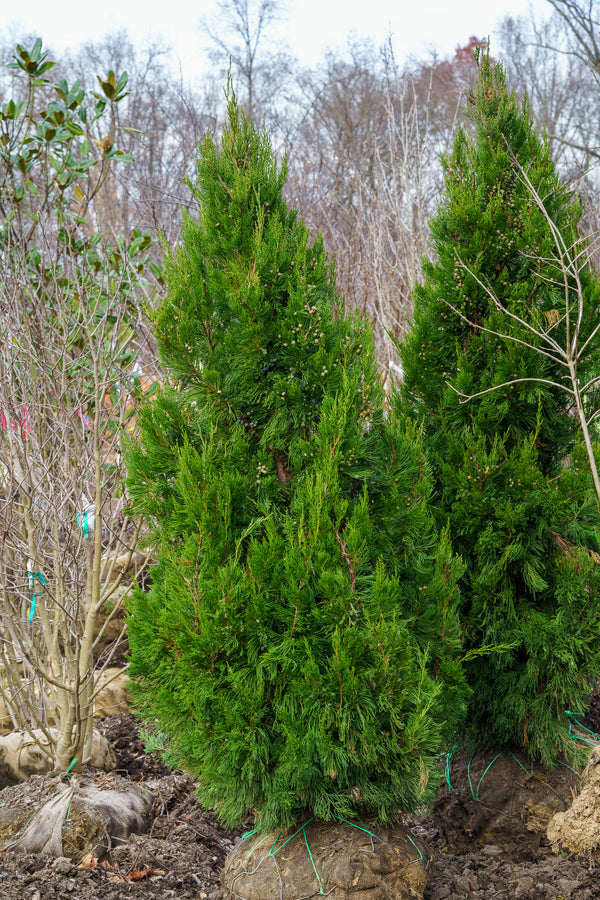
(27, 570), (46, 622)
(269, 817), (315, 856)
(268, 831), (282, 855)
(334, 815), (419, 862)
(66, 758), (78, 774)
(406, 834), (423, 861)
(77, 510), (90, 539)
(566, 710), (600, 747)
(467, 752), (502, 801)
(267, 818), (325, 895)
(63, 797), (74, 830)
(557, 759), (581, 777)
(244, 831), (270, 859)
(245, 816), (422, 891)
(466, 755), (474, 799)
(334, 816), (384, 843)
(509, 752), (533, 775)
(445, 744), (457, 791)
(303, 825), (325, 894)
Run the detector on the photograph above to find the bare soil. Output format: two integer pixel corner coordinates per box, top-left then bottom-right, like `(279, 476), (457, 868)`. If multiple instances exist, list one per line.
(0, 712), (598, 900)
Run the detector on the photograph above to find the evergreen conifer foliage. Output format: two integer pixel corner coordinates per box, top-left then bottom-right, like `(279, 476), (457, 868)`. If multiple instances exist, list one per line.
(126, 97), (467, 831)
(398, 53), (600, 763)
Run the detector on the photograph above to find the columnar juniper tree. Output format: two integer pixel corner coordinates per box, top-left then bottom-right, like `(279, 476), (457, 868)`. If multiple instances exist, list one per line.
(125, 96), (467, 832)
(398, 51), (600, 763)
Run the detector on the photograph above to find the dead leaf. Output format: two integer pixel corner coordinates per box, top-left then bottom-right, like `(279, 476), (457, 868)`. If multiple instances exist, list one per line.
(550, 530), (600, 566)
(77, 852), (98, 869)
(544, 308), (560, 326)
(124, 867), (165, 882)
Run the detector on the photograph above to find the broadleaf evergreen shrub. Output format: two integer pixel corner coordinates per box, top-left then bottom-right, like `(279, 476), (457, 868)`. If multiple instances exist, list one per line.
(0, 40), (155, 771)
(125, 96), (468, 831)
(397, 51), (600, 763)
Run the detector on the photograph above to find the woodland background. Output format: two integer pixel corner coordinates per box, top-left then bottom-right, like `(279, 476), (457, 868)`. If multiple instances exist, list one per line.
(5, 0), (600, 386)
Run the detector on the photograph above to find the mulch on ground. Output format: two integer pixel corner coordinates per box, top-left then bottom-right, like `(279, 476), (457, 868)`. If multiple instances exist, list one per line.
(0, 712), (599, 899)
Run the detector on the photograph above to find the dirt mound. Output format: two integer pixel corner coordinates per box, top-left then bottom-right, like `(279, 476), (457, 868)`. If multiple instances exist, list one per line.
(97, 713), (171, 780)
(432, 747), (581, 855)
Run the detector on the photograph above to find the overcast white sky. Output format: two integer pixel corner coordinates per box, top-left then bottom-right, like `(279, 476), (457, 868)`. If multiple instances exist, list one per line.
(2, 0), (553, 82)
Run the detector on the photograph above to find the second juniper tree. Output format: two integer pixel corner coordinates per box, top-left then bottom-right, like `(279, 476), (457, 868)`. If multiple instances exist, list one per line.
(398, 52), (600, 763)
(125, 96), (468, 831)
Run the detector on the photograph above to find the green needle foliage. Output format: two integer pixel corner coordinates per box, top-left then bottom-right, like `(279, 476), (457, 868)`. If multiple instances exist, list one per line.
(125, 95), (468, 832)
(398, 51), (600, 763)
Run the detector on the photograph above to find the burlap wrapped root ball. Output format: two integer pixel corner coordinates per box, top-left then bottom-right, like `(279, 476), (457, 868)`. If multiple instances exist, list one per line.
(0, 728), (115, 788)
(0, 772), (153, 861)
(547, 745), (600, 855)
(223, 818), (430, 900)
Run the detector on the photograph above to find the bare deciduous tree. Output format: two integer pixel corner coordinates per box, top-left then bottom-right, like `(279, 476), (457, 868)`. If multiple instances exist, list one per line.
(202, 0), (295, 134)
(498, 11), (600, 168)
(546, 0), (600, 73)
(289, 40), (470, 382)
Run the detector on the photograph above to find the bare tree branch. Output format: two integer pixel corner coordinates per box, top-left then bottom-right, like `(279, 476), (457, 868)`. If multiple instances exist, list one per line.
(444, 136), (600, 501)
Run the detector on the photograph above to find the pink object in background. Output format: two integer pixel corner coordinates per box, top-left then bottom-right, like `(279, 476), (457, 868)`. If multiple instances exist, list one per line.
(0, 405), (31, 439)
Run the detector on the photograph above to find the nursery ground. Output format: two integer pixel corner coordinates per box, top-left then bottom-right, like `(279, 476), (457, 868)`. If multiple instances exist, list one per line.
(0, 713), (599, 900)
